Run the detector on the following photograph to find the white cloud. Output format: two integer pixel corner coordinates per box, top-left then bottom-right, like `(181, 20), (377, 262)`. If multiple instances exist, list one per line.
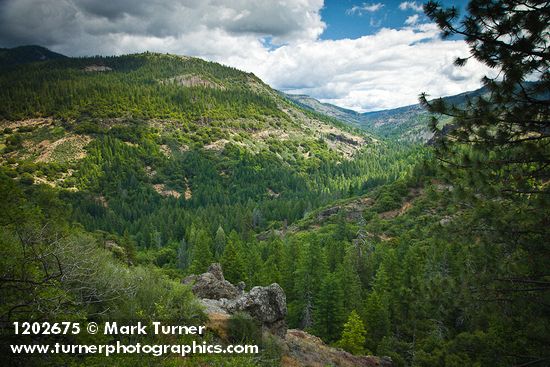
(346, 3), (384, 15)
(0, 0), (494, 112)
(0, 0), (326, 49)
(237, 25), (493, 112)
(404, 14), (420, 25)
(399, 1), (424, 12)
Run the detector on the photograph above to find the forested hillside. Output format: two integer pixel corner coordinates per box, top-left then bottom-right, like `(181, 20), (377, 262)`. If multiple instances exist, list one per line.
(1, 1), (548, 366)
(285, 88), (491, 143)
(0, 49), (424, 366)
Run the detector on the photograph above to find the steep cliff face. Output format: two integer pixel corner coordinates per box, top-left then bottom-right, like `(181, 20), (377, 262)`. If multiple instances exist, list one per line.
(184, 263), (393, 367)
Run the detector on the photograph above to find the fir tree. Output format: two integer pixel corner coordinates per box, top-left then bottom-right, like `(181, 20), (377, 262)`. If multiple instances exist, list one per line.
(177, 237), (190, 270)
(421, 1), (550, 364)
(189, 228), (213, 274)
(337, 310), (368, 355)
(220, 231), (247, 284)
(363, 291), (390, 353)
(313, 272), (345, 342)
(294, 241), (327, 330)
(213, 226), (226, 259)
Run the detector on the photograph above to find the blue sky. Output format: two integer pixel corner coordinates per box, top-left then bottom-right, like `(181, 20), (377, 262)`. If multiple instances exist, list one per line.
(320, 1), (468, 40)
(0, 0), (488, 112)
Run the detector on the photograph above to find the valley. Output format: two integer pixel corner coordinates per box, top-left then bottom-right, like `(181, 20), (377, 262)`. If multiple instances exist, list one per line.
(1, 10), (548, 365)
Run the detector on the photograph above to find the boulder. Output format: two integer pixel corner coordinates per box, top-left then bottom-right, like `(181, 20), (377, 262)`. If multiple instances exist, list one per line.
(182, 263), (241, 300)
(226, 283), (287, 337)
(185, 263), (287, 337)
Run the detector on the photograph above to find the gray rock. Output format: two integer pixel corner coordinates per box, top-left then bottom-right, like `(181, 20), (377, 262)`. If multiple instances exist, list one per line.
(185, 264), (287, 337)
(226, 283), (287, 337)
(237, 281), (246, 292)
(439, 216), (453, 226)
(208, 263), (225, 281)
(227, 284), (287, 323)
(182, 263), (241, 300)
(200, 298), (229, 314)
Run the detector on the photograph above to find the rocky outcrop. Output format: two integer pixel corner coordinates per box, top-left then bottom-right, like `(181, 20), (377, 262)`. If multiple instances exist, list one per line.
(226, 283), (287, 338)
(184, 264), (392, 366)
(283, 329), (393, 367)
(162, 74), (223, 89)
(182, 263), (242, 300)
(183, 263), (287, 337)
(83, 65), (112, 72)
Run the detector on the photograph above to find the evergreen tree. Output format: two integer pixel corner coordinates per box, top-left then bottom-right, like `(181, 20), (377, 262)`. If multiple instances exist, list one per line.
(251, 207), (264, 229)
(422, 0), (549, 199)
(244, 245), (263, 286)
(364, 291), (390, 353)
(220, 231), (247, 283)
(337, 310), (368, 355)
(337, 251), (364, 316)
(177, 237), (190, 270)
(189, 228), (213, 274)
(213, 226), (226, 259)
(421, 1), (550, 364)
(293, 241), (327, 330)
(259, 237), (283, 285)
(313, 272), (345, 342)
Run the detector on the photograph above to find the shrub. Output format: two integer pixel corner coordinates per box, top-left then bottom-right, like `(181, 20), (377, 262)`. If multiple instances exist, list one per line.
(19, 172), (34, 185)
(227, 312), (262, 344)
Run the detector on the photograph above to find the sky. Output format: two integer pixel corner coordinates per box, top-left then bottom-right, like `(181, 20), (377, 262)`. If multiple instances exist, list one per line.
(0, 0), (493, 112)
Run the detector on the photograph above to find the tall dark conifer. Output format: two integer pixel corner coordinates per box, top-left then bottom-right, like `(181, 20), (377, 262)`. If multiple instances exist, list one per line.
(422, 1), (550, 365)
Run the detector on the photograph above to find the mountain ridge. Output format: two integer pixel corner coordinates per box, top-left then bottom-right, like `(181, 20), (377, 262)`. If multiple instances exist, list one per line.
(0, 45), (67, 67)
(283, 86), (488, 142)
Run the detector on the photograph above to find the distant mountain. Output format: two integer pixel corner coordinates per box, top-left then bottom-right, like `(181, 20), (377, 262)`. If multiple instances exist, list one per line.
(284, 87), (488, 143)
(281, 92), (364, 126)
(0, 45), (67, 67)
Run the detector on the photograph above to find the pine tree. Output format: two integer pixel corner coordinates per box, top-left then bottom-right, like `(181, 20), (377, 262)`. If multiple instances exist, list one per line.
(189, 228), (213, 274)
(294, 241), (327, 330)
(213, 226), (226, 259)
(337, 252), (364, 315)
(259, 237), (283, 285)
(313, 272), (345, 342)
(251, 207), (264, 229)
(337, 310), (368, 355)
(244, 245), (263, 286)
(334, 210), (348, 241)
(422, 1), (549, 199)
(421, 2), (550, 364)
(364, 291), (390, 353)
(220, 231), (247, 284)
(177, 237), (190, 270)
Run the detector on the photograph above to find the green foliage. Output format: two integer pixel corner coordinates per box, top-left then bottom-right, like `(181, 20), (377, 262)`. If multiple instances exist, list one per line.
(337, 310), (368, 355)
(363, 291), (390, 352)
(3, 8), (547, 364)
(0, 172), (204, 366)
(213, 226), (226, 259)
(227, 312), (262, 345)
(19, 172), (34, 184)
(313, 272), (345, 342)
(189, 227), (214, 274)
(221, 231), (247, 284)
(0, 53), (284, 122)
(419, 1), (550, 365)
